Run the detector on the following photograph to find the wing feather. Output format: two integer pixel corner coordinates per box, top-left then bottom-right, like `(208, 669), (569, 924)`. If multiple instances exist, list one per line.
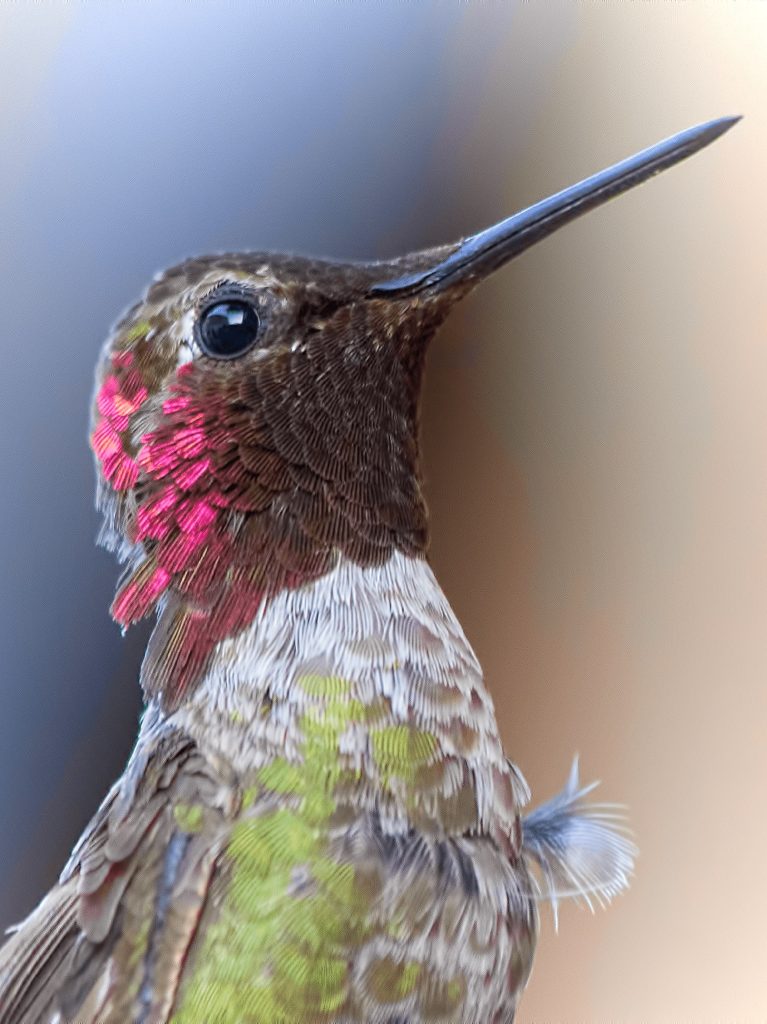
(0, 727), (228, 1024)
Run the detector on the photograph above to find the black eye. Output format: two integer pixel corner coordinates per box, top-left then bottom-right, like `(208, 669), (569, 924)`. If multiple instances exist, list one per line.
(197, 298), (260, 359)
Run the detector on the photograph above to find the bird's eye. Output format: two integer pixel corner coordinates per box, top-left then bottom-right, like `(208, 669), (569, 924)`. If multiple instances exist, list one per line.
(196, 297), (260, 359)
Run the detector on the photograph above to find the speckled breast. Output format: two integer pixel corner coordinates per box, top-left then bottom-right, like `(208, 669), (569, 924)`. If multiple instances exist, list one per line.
(169, 718), (537, 1024)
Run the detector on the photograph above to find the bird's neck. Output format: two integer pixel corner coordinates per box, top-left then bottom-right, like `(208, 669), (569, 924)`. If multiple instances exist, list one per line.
(161, 551), (511, 834)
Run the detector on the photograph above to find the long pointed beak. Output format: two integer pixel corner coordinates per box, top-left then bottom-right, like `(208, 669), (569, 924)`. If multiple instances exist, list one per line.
(370, 116), (740, 299)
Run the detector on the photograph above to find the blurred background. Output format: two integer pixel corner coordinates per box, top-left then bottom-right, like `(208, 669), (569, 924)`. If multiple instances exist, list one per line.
(1, 2), (765, 1020)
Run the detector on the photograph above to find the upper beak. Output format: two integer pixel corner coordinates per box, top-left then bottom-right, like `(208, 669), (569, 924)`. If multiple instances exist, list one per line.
(369, 116), (740, 299)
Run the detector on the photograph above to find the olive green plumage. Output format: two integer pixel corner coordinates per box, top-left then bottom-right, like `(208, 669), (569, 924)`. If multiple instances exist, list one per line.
(173, 676), (459, 1023)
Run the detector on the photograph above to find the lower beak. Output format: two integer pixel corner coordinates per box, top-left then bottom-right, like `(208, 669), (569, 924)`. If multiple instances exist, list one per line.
(370, 116), (739, 299)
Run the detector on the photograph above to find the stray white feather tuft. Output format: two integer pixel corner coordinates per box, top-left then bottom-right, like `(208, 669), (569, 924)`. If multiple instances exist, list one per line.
(521, 755), (636, 929)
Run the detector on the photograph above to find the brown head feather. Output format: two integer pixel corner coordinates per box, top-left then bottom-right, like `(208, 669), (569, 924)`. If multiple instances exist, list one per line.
(91, 249), (460, 709)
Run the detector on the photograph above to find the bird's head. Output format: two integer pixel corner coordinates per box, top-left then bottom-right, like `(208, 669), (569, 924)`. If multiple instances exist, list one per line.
(90, 117), (737, 709)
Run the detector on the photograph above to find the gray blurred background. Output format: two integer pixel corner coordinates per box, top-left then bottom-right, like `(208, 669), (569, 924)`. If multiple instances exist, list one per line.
(1, 3), (765, 1020)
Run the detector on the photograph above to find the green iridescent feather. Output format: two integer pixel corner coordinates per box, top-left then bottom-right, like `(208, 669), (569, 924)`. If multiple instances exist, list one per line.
(172, 675), (438, 1023)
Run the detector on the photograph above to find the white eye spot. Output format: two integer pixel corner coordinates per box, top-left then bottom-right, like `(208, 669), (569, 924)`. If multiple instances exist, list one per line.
(177, 343), (195, 366)
(173, 308), (197, 364)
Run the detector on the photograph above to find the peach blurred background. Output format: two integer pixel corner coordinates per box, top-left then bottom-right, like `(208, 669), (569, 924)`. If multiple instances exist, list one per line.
(1, 3), (765, 1021)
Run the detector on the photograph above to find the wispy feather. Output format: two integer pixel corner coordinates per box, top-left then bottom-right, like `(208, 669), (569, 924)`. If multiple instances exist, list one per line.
(522, 756), (637, 929)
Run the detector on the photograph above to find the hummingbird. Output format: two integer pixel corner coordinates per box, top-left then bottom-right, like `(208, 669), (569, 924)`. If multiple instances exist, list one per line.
(0, 116), (737, 1024)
